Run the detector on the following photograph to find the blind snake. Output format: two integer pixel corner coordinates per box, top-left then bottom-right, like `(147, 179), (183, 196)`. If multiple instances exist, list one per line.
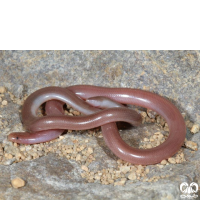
(8, 85), (186, 165)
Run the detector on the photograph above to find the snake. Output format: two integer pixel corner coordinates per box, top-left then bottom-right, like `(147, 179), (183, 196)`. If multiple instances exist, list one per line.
(8, 85), (186, 165)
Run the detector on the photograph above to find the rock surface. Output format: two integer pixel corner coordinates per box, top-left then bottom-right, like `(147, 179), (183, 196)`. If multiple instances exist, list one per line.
(0, 50), (200, 200)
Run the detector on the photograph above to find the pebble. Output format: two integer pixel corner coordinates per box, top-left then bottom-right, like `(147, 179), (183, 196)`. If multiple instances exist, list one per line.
(146, 144), (152, 149)
(140, 111), (147, 118)
(186, 120), (194, 129)
(3, 158), (16, 165)
(5, 153), (13, 159)
(145, 116), (152, 123)
(168, 157), (176, 164)
(66, 148), (73, 154)
(2, 100), (8, 106)
(185, 141), (198, 151)
(136, 165), (144, 173)
(73, 111), (80, 116)
(156, 116), (165, 126)
(94, 174), (101, 180)
(76, 154), (82, 161)
(19, 146), (26, 151)
(87, 147), (93, 155)
(81, 165), (89, 172)
(11, 177), (25, 188)
(0, 86), (6, 94)
(147, 109), (157, 119)
(181, 113), (186, 119)
(128, 172), (137, 180)
(164, 123), (169, 132)
(140, 111), (147, 123)
(190, 124), (199, 134)
(161, 160), (167, 165)
(157, 164), (164, 169)
(120, 166), (131, 174)
(114, 178), (127, 186)
(80, 145), (86, 151)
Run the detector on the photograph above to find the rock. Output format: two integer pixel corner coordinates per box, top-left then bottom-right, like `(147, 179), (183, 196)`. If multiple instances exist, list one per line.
(128, 172), (137, 180)
(191, 124), (199, 134)
(81, 165), (89, 172)
(185, 141), (198, 151)
(0, 50), (200, 200)
(168, 158), (176, 164)
(11, 177), (25, 188)
(3, 158), (16, 165)
(119, 166), (131, 174)
(1, 100), (8, 106)
(0, 86), (6, 94)
(160, 160), (167, 165)
(114, 178), (127, 186)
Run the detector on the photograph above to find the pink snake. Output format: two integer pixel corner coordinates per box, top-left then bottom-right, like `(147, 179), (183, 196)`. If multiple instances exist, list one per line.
(8, 85), (186, 165)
